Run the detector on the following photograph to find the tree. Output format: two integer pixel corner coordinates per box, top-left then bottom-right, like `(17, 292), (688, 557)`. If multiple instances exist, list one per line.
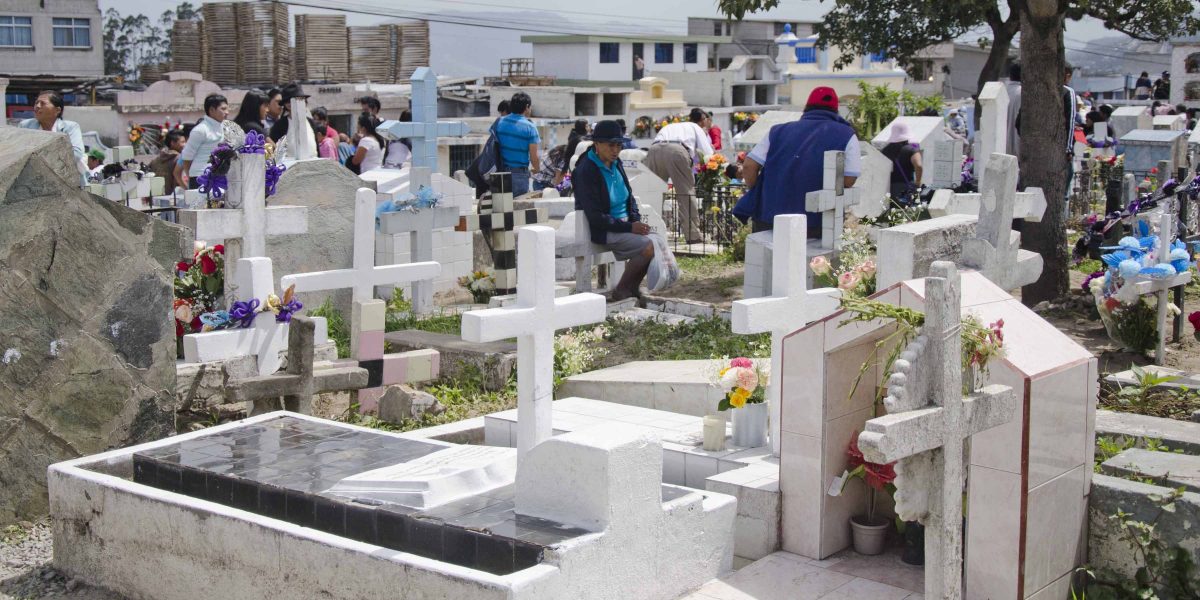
(103, 3), (201, 79)
(717, 0), (1198, 305)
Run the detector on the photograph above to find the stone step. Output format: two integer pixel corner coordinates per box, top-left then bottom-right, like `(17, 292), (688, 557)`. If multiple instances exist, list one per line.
(384, 330), (515, 391)
(1101, 448), (1200, 492)
(557, 359), (767, 418)
(1095, 410), (1200, 456)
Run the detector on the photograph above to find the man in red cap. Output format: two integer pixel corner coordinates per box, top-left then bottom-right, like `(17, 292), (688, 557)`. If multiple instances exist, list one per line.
(734, 86), (860, 236)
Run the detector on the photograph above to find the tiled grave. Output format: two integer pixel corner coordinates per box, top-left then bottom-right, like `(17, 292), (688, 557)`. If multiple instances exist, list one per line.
(129, 415), (566, 576)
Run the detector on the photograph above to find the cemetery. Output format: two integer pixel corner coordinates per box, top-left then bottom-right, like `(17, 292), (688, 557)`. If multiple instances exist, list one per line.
(3, 37), (1200, 600)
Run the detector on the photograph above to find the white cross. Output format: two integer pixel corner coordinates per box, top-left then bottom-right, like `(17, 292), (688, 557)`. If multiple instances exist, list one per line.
(377, 67), (469, 172)
(974, 81), (1008, 190)
(182, 257), (289, 377)
(377, 166), (462, 315)
(858, 262), (1016, 600)
(927, 187), (1047, 220)
(177, 152), (308, 259)
(281, 187), (441, 306)
(286, 97), (317, 162)
(961, 153), (1044, 291)
(732, 214), (841, 456)
(461, 226), (607, 463)
(804, 151), (860, 251)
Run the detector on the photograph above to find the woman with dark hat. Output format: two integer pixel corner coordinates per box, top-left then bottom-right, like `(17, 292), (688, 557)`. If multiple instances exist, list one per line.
(572, 120), (655, 301)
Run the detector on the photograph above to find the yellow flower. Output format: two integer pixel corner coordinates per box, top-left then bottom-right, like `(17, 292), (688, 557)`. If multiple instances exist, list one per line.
(730, 388), (749, 408)
(710, 205), (721, 214)
(718, 367), (729, 378)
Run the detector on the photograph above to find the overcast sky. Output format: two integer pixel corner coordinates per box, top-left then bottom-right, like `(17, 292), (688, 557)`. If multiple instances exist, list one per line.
(99, 0), (1121, 77)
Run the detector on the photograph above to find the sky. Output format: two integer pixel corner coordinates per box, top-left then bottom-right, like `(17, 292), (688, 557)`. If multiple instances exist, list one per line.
(99, 0), (1124, 77)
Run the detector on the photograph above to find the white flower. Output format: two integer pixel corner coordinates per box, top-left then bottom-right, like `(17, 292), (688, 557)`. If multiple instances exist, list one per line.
(1168, 303), (1182, 317)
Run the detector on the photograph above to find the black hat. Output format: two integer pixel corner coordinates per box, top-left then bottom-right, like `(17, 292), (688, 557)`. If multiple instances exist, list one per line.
(280, 83), (310, 104)
(588, 120), (630, 144)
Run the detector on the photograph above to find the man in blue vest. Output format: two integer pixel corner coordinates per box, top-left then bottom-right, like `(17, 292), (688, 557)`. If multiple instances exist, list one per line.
(734, 87), (860, 237)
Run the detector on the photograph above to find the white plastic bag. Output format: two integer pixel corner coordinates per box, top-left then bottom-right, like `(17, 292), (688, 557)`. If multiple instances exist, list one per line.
(645, 231), (680, 292)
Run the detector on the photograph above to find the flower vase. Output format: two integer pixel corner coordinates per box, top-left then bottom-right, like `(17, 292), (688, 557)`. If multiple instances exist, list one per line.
(730, 402), (768, 448)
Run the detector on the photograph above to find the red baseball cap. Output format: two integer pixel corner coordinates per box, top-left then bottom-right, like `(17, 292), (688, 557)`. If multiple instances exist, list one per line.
(806, 87), (839, 111)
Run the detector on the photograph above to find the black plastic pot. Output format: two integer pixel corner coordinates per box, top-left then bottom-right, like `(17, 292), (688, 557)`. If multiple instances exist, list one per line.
(901, 521), (924, 566)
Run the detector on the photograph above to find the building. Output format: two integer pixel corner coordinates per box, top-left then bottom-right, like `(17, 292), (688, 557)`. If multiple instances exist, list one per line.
(520, 34), (729, 85)
(486, 85), (632, 120)
(774, 25), (906, 104)
(627, 76), (688, 116)
(1170, 35), (1200, 107)
(0, 0), (103, 118)
(686, 17), (818, 68)
(652, 55), (782, 107)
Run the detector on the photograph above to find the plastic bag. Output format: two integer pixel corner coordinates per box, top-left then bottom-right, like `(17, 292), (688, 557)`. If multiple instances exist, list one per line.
(645, 231), (680, 292)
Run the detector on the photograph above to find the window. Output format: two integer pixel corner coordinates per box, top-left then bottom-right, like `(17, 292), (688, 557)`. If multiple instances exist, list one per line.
(599, 42), (619, 64)
(683, 43), (697, 64)
(869, 50), (886, 63)
(654, 42), (674, 64)
(0, 16), (33, 48)
(795, 46), (816, 64)
(713, 22), (723, 36)
(53, 18), (91, 48)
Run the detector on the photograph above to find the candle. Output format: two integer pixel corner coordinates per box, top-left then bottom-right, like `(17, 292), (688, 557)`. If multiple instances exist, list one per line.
(702, 415), (726, 452)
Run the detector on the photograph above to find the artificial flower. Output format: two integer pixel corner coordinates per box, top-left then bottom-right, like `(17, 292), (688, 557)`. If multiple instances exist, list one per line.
(199, 253), (218, 275)
(847, 431), (897, 491)
(810, 255), (831, 275)
(213, 244), (224, 254)
(856, 260), (876, 277)
(173, 298), (193, 323)
(838, 271), (861, 290)
(729, 388), (749, 408)
(735, 367), (758, 392)
(720, 368), (741, 390)
(176, 261), (192, 273)
(730, 357), (753, 369)
(1168, 303), (1181, 317)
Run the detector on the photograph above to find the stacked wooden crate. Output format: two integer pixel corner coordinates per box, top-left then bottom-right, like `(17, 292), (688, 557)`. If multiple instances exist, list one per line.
(347, 25), (393, 83)
(170, 19), (203, 74)
(201, 3), (239, 86)
(237, 1), (290, 85)
(295, 14), (348, 81)
(392, 20), (430, 82)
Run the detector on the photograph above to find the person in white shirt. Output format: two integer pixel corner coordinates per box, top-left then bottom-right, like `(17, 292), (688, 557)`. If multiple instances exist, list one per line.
(644, 108), (715, 243)
(175, 94), (229, 189)
(18, 90), (88, 186)
(351, 113), (386, 173)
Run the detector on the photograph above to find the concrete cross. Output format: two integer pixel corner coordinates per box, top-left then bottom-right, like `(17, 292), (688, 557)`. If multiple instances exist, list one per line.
(378, 166), (461, 315)
(377, 67), (470, 173)
(182, 256), (294, 377)
(927, 187), (1047, 220)
(287, 96), (317, 162)
(858, 261), (1016, 600)
(227, 316), (368, 415)
(804, 151), (860, 251)
(974, 82), (1008, 190)
(462, 226), (607, 463)
(177, 153), (308, 260)
(961, 153), (1044, 291)
(732, 214), (841, 456)
(456, 172), (548, 295)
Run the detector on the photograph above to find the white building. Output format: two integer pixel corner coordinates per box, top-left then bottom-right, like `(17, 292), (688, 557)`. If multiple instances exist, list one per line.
(773, 25), (907, 104)
(1170, 34), (1200, 108)
(521, 34), (729, 85)
(653, 55), (783, 107)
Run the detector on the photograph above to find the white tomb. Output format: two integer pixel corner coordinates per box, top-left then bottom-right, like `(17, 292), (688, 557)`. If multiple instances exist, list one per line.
(1109, 106), (1152, 139)
(1153, 113), (1187, 131)
(848, 144), (892, 220)
(929, 139), (964, 189)
(973, 82), (1009, 191)
(872, 116), (952, 187)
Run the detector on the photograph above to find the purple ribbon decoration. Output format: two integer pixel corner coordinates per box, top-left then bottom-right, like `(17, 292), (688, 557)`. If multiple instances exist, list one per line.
(274, 299), (303, 323)
(229, 298), (261, 328)
(240, 131), (266, 155)
(196, 165), (227, 199)
(265, 160), (286, 197)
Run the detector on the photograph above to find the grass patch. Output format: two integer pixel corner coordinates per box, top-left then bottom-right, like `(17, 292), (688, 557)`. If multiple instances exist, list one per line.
(600, 315), (769, 365)
(339, 365), (517, 433)
(1074, 258), (1103, 274)
(677, 253), (734, 278)
(386, 311), (464, 335)
(308, 299), (350, 359)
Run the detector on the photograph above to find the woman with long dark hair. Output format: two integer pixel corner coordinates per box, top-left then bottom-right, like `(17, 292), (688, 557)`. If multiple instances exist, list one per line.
(350, 112), (385, 173)
(233, 90), (269, 136)
(564, 118), (590, 163)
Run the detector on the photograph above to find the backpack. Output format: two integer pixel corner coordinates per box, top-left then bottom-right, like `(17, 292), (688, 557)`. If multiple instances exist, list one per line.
(466, 120), (504, 195)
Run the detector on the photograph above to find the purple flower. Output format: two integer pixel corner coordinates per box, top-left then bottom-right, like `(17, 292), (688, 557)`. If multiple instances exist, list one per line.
(240, 131), (267, 154)
(265, 160), (286, 197)
(274, 299), (303, 323)
(1081, 270), (1105, 293)
(229, 298), (261, 328)
(196, 165), (227, 199)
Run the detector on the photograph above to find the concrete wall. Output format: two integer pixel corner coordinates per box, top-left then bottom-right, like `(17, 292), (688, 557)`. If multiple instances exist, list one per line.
(654, 70), (731, 107)
(1170, 42), (1200, 108)
(533, 43), (591, 81)
(0, 0), (103, 78)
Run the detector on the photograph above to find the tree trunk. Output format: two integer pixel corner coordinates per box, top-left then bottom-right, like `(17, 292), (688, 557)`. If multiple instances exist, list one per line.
(975, 25), (1016, 99)
(1017, 0), (1070, 306)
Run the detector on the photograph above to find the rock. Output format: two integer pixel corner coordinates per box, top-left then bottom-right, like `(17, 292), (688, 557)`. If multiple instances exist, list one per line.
(1033, 301), (1050, 312)
(378, 384), (440, 424)
(0, 127), (184, 526)
(66, 578), (80, 591)
(227, 158), (358, 318)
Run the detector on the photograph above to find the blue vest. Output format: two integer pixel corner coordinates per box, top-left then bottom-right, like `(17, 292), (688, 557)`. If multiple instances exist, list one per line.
(737, 109), (855, 232)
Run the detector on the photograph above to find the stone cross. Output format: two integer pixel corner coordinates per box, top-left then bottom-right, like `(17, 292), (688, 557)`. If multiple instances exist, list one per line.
(974, 82), (1009, 190)
(456, 172), (548, 295)
(858, 261), (1016, 600)
(378, 166), (461, 315)
(804, 151), (860, 251)
(930, 139), (963, 189)
(376, 67), (469, 174)
(182, 256), (291, 377)
(227, 316), (368, 415)
(287, 96), (316, 162)
(927, 187), (1047, 220)
(177, 152), (308, 296)
(1122, 173), (1137, 208)
(732, 214), (841, 456)
(462, 226), (606, 462)
(961, 153), (1043, 291)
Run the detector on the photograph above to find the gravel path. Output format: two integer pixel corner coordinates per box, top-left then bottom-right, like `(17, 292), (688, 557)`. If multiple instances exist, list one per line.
(1, 520), (126, 600)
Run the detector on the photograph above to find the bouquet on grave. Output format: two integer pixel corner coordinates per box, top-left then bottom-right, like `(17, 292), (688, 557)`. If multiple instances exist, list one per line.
(458, 270), (497, 304)
(731, 111), (759, 134)
(633, 116), (655, 138)
(694, 153), (730, 200)
(173, 243), (225, 337)
(196, 124), (287, 202)
(810, 218), (877, 298)
(654, 114), (684, 133)
(712, 357), (768, 411)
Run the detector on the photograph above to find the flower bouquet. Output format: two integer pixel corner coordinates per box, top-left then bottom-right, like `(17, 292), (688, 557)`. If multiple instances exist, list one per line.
(458, 270), (497, 304)
(633, 116), (655, 139)
(196, 127), (286, 203)
(845, 430), (897, 555)
(173, 243), (226, 339)
(694, 153), (730, 201)
(713, 357), (769, 448)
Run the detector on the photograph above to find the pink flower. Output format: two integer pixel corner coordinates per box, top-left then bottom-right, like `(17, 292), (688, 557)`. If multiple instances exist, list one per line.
(856, 260), (876, 277)
(730, 357), (753, 369)
(734, 367), (758, 393)
(810, 255), (831, 275)
(838, 271), (861, 290)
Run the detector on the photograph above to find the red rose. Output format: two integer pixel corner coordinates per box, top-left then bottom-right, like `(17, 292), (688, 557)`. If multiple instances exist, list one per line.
(176, 261), (191, 273)
(1189, 311), (1200, 331)
(213, 244), (224, 254)
(200, 253), (217, 275)
(175, 320), (185, 337)
(1150, 167), (1158, 174)
(190, 316), (202, 332)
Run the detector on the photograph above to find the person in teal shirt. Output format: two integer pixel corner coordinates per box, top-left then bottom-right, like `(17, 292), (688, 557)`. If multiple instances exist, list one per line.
(19, 90), (87, 186)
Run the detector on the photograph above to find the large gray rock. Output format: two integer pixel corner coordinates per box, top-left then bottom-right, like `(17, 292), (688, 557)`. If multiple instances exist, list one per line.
(0, 127), (185, 524)
(226, 159), (358, 317)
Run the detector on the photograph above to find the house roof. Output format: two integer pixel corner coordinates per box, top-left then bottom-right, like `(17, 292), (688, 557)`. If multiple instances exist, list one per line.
(522, 34), (732, 45)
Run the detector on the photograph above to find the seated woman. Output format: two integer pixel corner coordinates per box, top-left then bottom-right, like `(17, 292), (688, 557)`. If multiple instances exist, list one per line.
(19, 90), (87, 185)
(572, 120), (655, 301)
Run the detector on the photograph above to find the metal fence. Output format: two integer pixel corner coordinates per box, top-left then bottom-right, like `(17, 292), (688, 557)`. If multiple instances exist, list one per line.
(660, 183), (746, 255)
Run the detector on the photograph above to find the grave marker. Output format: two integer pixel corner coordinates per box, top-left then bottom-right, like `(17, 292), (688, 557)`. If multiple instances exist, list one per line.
(961, 153), (1044, 291)
(732, 214), (841, 456)
(376, 67), (470, 174)
(287, 97), (316, 162)
(377, 168), (461, 315)
(858, 261), (1016, 600)
(804, 151), (860, 251)
(462, 226), (606, 462)
(456, 172), (548, 295)
(974, 82), (1009, 190)
(849, 144), (892, 219)
(930, 139), (963, 189)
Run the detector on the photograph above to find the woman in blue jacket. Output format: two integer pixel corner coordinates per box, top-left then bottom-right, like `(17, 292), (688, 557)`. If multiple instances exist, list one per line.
(572, 120), (655, 301)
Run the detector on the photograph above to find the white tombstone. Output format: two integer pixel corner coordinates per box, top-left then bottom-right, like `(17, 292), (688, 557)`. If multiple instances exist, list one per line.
(183, 257), (293, 377)
(628, 170), (669, 218)
(804, 151), (860, 251)
(377, 214), (460, 315)
(961, 153), (1044, 291)
(873, 116), (952, 187)
(858, 261), (1016, 600)
(461, 226), (607, 463)
(1110, 106), (1152, 139)
(1153, 113), (1186, 131)
(930, 139), (964, 189)
(286, 97), (317, 162)
(733, 214), (841, 457)
(849, 144), (893, 219)
(974, 82), (1009, 190)
(376, 67), (469, 173)
(927, 187), (1047, 220)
